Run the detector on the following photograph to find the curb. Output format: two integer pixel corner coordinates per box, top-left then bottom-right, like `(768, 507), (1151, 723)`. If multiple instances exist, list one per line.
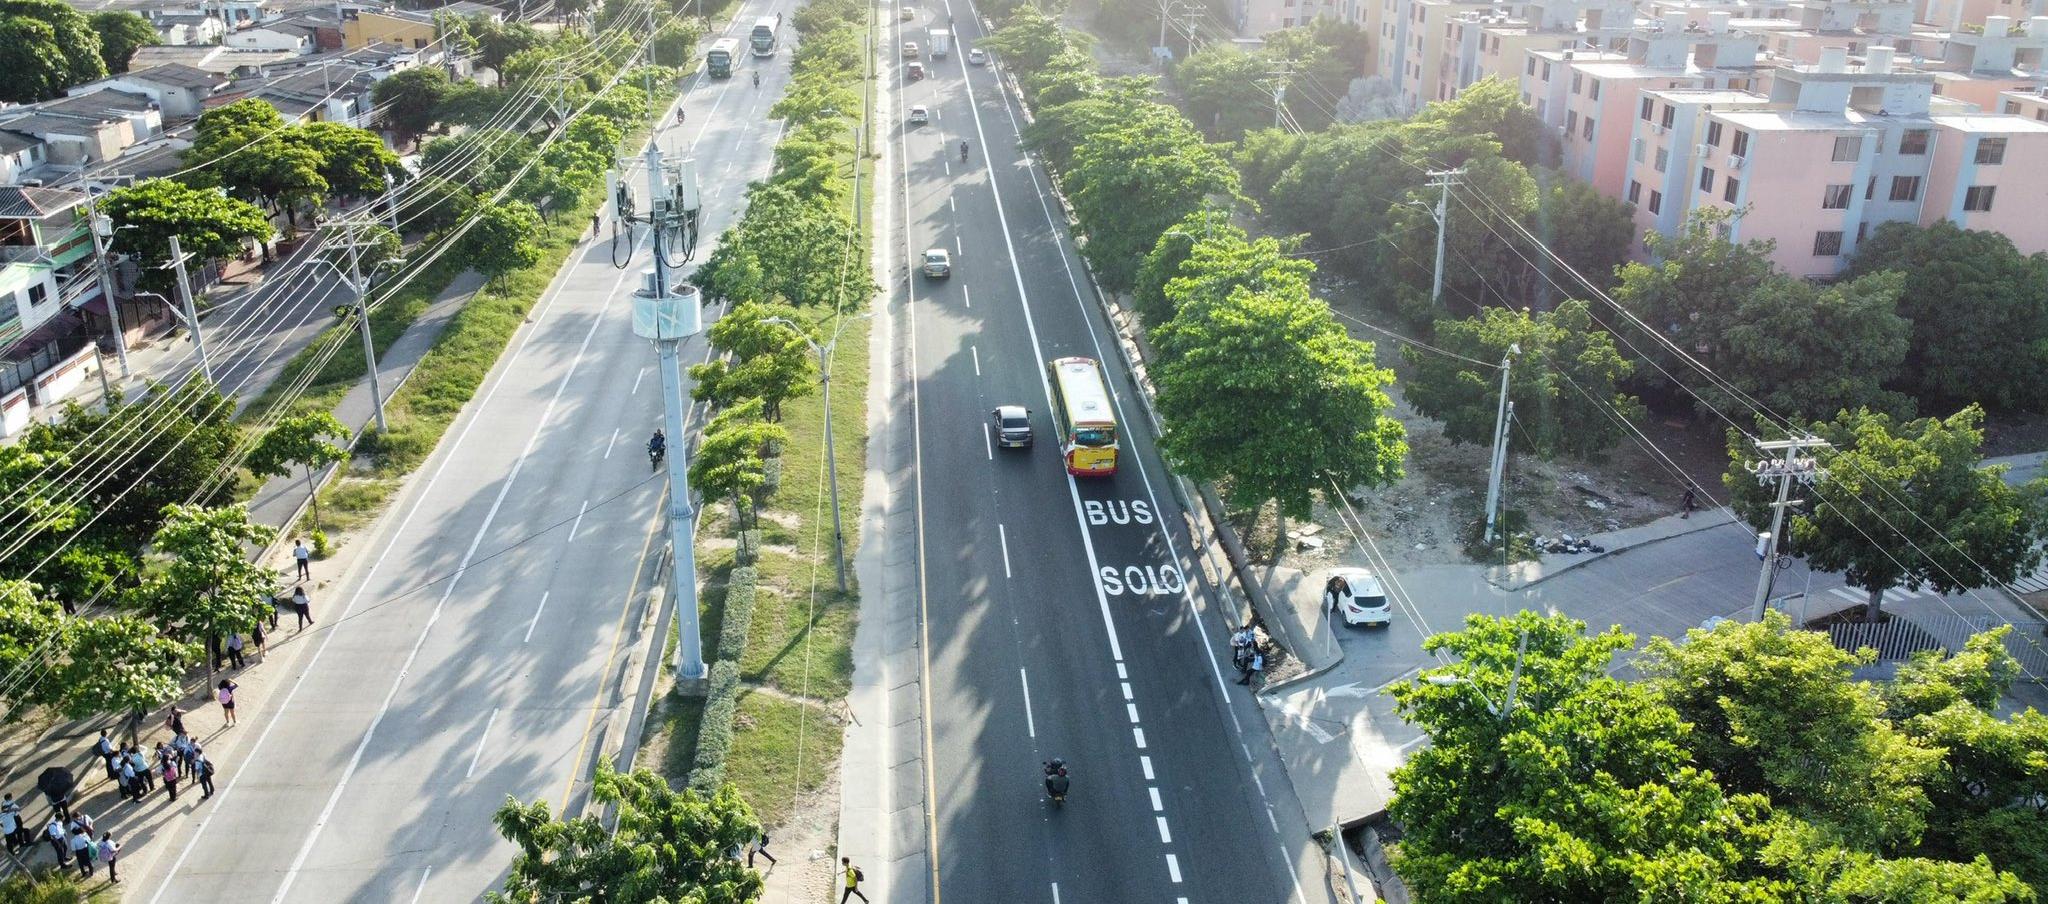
(1488, 512), (1739, 592)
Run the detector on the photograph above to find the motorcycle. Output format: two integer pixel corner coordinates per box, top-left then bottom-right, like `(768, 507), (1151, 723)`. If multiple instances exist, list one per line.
(649, 442), (666, 471)
(1043, 759), (1069, 808)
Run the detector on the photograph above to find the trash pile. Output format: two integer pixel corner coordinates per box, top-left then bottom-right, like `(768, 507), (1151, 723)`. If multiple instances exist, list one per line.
(1533, 534), (1606, 555)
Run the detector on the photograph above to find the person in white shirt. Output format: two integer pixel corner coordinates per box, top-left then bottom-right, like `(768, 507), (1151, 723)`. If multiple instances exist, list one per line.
(44, 816), (69, 865)
(293, 538), (311, 580)
(0, 795), (19, 854)
(98, 832), (121, 883)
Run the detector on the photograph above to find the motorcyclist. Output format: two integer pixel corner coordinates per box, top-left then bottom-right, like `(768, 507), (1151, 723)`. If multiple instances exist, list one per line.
(648, 429), (667, 462)
(1043, 759), (1069, 799)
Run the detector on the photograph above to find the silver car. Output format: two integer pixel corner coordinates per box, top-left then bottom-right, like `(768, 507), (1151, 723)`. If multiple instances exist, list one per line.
(991, 405), (1032, 447)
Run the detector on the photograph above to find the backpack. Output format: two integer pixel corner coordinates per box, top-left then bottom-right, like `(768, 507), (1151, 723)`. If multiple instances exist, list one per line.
(854, 867), (865, 882)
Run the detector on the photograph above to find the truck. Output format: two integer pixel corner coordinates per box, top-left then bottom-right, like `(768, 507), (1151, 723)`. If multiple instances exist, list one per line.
(929, 28), (952, 59)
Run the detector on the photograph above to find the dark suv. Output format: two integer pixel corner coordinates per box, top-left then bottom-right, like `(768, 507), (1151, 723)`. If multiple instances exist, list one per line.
(991, 405), (1032, 447)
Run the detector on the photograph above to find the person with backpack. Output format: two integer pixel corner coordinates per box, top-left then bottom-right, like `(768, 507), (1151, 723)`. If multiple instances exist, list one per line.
(161, 757), (181, 803)
(841, 857), (869, 903)
(98, 832), (121, 883)
(193, 748), (217, 800)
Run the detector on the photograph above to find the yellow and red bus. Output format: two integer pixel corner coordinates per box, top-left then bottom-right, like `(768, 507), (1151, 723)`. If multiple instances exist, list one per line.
(1047, 357), (1118, 477)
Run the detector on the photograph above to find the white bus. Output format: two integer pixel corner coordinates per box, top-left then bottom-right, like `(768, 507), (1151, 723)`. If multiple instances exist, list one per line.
(706, 37), (740, 77)
(749, 15), (779, 56)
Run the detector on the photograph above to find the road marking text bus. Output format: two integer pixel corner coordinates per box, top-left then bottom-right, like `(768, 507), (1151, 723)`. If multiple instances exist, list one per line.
(1047, 357), (1118, 477)
(707, 38), (739, 77)
(750, 16), (779, 56)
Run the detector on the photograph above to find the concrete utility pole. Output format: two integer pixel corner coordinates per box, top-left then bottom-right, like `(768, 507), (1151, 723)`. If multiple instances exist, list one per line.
(760, 315), (861, 594)
(629, 142), (709, 685)
(88, 206), (130, 377)
(165, 235), (211, 385)
(341, 224), (389, 432)
(1747, 435), (1829, 620)
(1423, 168), (1464, 307)
(1481, 344), (1518, 545)
(1265, 64), (1293, 129)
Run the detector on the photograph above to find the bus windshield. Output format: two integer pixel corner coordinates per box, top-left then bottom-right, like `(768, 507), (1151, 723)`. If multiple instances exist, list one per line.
(707, 38), (738, 77)
(750, 16), (777, 55)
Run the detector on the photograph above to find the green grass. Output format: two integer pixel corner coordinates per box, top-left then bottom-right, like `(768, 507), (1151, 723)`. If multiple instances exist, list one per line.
(724, 689), (844, 827)
(0, 870), (120, 903)
(742, 549), (857, 701)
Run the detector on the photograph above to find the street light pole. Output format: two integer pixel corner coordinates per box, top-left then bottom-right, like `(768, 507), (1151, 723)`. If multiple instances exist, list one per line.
(760, 315), (852, 594)
(341, 224), (389, 432)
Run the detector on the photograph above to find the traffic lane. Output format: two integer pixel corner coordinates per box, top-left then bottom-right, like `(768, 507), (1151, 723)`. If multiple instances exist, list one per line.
(141, 234), (671, 902)
(279, 327), (669, 901)
(909, 289), (1180, 904)
(951, 42), (1310, 904)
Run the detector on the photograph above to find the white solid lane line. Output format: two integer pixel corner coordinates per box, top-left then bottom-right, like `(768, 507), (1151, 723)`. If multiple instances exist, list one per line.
(466, 708), (499, 779)
(1020, 668), (1036, 738)
(963, 285), (972, 308)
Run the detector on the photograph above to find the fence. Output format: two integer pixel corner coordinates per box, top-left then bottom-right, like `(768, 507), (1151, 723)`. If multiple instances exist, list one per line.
(1826, 614), (2048, 683)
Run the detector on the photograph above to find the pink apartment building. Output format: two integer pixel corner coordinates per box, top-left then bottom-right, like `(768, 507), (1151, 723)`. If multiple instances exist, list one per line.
(1625, 46), (2048, 277)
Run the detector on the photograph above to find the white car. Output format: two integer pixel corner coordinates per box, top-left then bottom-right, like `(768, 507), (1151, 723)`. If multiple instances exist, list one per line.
(1325, 567), (1391, 627)
(909, 105), (929, 124)
(921, 248), (951, 278)
(967, 48), (987, 65)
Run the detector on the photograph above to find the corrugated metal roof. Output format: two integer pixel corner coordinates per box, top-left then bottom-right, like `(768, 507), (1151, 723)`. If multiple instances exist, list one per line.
(0, 186), (91, 220)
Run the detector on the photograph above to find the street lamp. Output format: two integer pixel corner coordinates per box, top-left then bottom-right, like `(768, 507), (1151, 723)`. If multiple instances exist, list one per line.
(304, 242), (405, 433)
(128, 289), (212, 386)
(758, 313), (868, 595)
(1424, 626), (1529, 719)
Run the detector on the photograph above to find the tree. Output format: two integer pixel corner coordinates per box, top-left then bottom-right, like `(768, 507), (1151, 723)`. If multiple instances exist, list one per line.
(1410, 77), (1554, 167)
(1638, 613), (1941, 850)
(1402, 300), (1640, 460)
(1172, 45), (1275, 141)
(1611, 208), (1783, 400)
(1714, 271), (1913, 421)
(102, 179), (272, 293)
(488, 764), (763, 904)
(1152, 280), (1406, 521)
(374, 67), (452, 150)
(87, 10), (155, 73)
(688, 302), (816, 420)
(688, 399), (788, 529)
(0, 0), (106, 102)
(1150, 231), (1314, 359)
(187, 101), (328, 228)
(1379, 147), (1537, 317)
(472, 16), (545, 79)
(22, 379), (239, 550)
(458, 201), (544, 286)
(434, 81), (512, 128)
(1527, 174), (1633, 302)
(397, 175), (476, 235)
(1389, 611), (1777, 902)
(1131, 210), (1239, 331)
(1066, 98), (1242, 291)
(130, 504), (276, 659)
(246, 411), (350, 532)
(1845, 221), (2048, 411)
(0, 579), (68, 714)
(1726, 406), (2048, 621)
(54, 614), (194, 726)
(291, 121), (401, 204)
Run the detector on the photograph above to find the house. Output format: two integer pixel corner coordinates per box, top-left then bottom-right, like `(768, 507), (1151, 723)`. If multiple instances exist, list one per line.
(128, 45), (303, 76)
(75, 63), (233, 120)
(149, 11), (226, 45)
(223, 17), (320, 52)
(210, 61), (380, 126)
(342, 6), (441, 52)
(0, 185), (109, 436)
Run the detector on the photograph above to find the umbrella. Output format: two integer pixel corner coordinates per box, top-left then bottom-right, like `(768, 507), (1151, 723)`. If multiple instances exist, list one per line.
(37, 766), (75, 802)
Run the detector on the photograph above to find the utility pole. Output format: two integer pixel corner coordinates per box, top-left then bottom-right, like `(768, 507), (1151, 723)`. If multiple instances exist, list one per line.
(761, 315), (858, 594)
(1265, 64), (1293, 129)
(1423, 168), (1463, 307)
(88, 205), (130, 377)
(165, 235), (211, 386)
(1747, 435), (1828, 620)
(1481, 344), (1518, 545)
(326, 220), (391, 432)
(629, 143), (709, 685)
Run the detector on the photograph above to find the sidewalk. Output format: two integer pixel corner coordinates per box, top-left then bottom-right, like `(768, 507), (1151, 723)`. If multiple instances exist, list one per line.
(1255, 510), (1731, 833)
(0, 256), (489, 885)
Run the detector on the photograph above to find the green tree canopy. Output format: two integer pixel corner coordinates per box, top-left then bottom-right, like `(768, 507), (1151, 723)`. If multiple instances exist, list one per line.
(87, 10), (155, 73)
(1845, 220), (2048, 412)
(374, 66), (453, 149)
(21, 379), (238, 550)
(487, 765), (763, 904)
(130, 503), (277, 651)
(1131, 208), (1239, 330)
(290, 121), (403, 202)
(1725, 406), (2048, 621)
(458, 201), (545, 285)
(102, 179), (272, 292)
(1153, 279), (1406, 520)
(246, 411), (350, 531)
(1066, 96), (1242, 291)
(0, 0), (106, 102)
(689, 399), (788, 529)
(1402, 300), (1640, 460)
(688, 302), (816, 420)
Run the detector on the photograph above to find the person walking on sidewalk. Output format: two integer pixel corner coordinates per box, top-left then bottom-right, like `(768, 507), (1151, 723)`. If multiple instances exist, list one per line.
(1680, 487), (1698, 519)
(293, 538), (312, 581)
(161, 757), (181, 804)
(291, 585), (314, 629)
(748, 830), (775, 869)
(226, 632), (246, 670)
(840, 857), (869, 903)
(193, 748), (216, 800)
(218, 679), (239, 726)
(98, 832), (121, 884)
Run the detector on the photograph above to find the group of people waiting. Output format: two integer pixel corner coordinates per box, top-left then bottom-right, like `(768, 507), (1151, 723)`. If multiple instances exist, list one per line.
(0, 796), (122, 882)
(1231, 623), (1266, 686)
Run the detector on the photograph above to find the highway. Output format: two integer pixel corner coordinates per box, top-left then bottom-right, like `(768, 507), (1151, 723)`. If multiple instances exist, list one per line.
(885, 2), (1322, 902)
(129, 3), (799, 899)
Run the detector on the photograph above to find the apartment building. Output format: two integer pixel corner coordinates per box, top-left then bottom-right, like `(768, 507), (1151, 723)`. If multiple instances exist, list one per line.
(1919, 0), (2047, 33)
(1628, 46), (2048, 277)
(0, 186), (110, 437)
(1999, 83), (2048, 116)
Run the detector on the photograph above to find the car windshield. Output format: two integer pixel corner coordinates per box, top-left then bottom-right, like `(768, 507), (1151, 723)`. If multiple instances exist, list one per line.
(1073, 426), (1115, 447)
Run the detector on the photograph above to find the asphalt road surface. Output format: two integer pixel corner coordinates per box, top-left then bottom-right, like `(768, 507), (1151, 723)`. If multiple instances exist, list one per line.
(130, 4), (799, 899)
(887, 3), (1321, 902)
